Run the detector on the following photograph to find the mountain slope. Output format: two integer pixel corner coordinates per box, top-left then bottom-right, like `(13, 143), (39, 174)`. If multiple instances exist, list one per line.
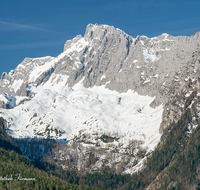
(0, 117), (21, 154)
(0, 117), (105, 190)
(0, 147), (106, 190)
(0, 24), (200, 174)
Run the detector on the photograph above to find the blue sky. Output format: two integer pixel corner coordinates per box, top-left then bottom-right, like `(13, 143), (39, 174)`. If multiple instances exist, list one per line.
(1, 0), (200, 75)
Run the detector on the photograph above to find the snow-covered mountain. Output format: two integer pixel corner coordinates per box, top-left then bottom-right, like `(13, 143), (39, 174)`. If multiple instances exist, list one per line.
(0, 24), (200, 173)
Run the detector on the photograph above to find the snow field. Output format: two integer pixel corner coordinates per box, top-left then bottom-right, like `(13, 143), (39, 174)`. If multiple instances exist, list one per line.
(0, 76), (163, 152)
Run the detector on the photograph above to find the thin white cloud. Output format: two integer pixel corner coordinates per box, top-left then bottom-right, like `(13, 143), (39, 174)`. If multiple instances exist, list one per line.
(0, 21), (64, 34)
(0, 41), (64, 50)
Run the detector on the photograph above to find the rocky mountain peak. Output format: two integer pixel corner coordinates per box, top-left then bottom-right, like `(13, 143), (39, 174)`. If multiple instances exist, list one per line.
(84, 23), (133, 42)
(63, 35), (83, 52)
(0, 23), (200, 175)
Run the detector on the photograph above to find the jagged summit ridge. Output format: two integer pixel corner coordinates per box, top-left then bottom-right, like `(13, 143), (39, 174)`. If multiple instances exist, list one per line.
(0, 23), (200, 174)
(0, 24), (196, 99)
(0, 24), (200, 135)
(0, 24), (167, 150)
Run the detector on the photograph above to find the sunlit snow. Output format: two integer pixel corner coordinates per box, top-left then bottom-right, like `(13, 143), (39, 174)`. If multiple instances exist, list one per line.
(11, 79), (23, 93)
(0, 77), (163, 152)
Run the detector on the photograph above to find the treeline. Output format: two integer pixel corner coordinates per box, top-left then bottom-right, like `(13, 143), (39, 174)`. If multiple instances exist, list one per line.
(34, 93), (200, 189)
(134, 95), (200, 189)
(166, 124), (200, 189)
(14, 137), (56, 161)
(138, 108), (193, 189)
(0, 148), (106, 190)
(145, 108), (192, 179)
(0, 118), (106, 190)
(1, 92), (200, 189)
(34, 160), (133, 190)
(34, 107), (196, 189)
(0, 117), (21, 154)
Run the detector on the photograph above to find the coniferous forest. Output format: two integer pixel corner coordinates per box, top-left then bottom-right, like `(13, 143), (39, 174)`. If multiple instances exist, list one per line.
(33, 107), (200, 190)
(0, 94), (200, 189)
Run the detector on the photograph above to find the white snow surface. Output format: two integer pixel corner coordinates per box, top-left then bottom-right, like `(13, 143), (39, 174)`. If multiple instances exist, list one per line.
(140, 40), (159, 63)
(29, 37), (89, 83)
(100, 74), (106, 80)
(143, 48), (158, 62)
(0, 77), (163, 152)
(124, 157), (147, 174)
(0, 93), (27, 107)
(11, 79), (23, 93)
(143, 78), (151, 84)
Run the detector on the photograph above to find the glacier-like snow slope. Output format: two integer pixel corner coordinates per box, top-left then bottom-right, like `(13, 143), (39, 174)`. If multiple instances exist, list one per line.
(1, 74), (163, 152)
(1, 23), (200, 175)
(2, 24), (190, 154)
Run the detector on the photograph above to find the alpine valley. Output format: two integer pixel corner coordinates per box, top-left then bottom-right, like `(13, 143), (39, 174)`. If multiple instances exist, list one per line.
(1, 24), (200, 189)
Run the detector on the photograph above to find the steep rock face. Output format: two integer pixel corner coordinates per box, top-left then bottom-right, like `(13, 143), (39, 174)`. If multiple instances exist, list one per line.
(1, 25), (200, 132)
(0, 24), (200, 174)
(1, 24), (200, 104)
